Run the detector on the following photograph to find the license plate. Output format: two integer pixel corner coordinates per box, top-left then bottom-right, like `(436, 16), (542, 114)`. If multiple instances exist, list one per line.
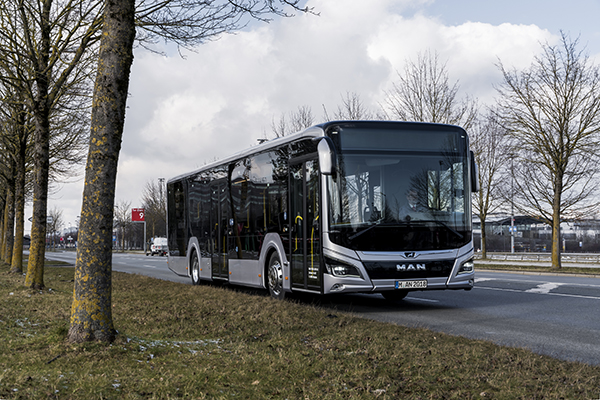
(395, 280), (427, 289)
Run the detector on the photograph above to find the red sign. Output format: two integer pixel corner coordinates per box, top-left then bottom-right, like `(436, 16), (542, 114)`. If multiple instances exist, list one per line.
(132, 208), (145, 222)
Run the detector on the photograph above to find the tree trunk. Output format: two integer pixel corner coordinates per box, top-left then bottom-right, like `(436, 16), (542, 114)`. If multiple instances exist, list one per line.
(24, 113), (51, 289)
(68, 0), (136, 343)
(10, 110), (29, 274)
(551, 178), (563, 269)
(24, 0), (52, 290)
(0, 196), (4, 256)
(2, 183), (15, 264)
(480, 219), (487, 259)
(10, 139), (27, 274)
(2, 155), (16, 265)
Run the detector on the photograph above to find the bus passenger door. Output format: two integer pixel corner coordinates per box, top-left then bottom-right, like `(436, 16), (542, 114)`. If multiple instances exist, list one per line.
(210, 182), (229, 279)
(289, 159), (321, 292)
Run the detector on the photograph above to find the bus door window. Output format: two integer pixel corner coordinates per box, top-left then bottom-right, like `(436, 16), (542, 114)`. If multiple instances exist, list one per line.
(210, 181), (229, 278)
(230, 160), (248, 259)
(289, 159), (321, 290)
(290, 163), (304, 287)
(306, 160), (320, 285)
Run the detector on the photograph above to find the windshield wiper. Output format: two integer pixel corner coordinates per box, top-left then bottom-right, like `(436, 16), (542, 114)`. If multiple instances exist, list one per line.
(348, 221), (409, 241)
(418, 220), (464, 239)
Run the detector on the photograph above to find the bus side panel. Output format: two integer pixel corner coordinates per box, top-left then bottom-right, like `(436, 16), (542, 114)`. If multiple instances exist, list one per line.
(229, 259), (262, 287)
(187, 237), (212, 281)
(200, 256), (212, 280)
(168, 255), (188, 276)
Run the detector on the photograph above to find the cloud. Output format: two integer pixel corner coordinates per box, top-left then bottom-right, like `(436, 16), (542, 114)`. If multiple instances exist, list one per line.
(367, 15), (554, 104)
(42, 0), (559, 232)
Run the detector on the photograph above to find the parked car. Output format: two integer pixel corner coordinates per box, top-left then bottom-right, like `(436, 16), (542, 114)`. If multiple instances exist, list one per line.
(147, 237), (168, 256)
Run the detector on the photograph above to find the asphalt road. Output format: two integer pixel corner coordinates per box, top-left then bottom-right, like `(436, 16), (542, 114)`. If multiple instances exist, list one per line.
(45, 251), (600, 366)
(45, 250), (188, 284)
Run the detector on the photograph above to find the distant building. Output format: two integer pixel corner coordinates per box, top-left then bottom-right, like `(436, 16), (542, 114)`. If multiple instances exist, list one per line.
(473, 214), (600, 253)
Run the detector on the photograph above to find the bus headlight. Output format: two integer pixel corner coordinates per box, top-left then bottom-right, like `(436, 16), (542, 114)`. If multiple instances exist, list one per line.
(325, 257), (362, 278)
(458, 258), (474, 275)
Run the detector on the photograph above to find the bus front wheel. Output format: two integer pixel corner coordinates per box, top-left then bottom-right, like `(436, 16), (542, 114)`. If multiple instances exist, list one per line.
(267, 252), (285, 300)
(191, 252), (201, 286)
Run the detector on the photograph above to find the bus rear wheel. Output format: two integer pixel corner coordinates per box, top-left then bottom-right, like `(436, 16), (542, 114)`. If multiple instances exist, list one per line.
(267, 252), (285, 300)
(191, 252), (201, 285)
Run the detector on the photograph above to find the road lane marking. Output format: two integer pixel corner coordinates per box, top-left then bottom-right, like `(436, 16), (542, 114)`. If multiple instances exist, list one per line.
(475, 285), (600, 300)
(526, 282), (564, 294)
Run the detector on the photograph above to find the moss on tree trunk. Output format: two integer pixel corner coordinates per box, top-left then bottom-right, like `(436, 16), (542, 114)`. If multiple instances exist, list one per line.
(68, 0), (136, 343)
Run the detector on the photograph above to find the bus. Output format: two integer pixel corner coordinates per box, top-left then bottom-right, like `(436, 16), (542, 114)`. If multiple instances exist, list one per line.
(167, 120), (478, 300)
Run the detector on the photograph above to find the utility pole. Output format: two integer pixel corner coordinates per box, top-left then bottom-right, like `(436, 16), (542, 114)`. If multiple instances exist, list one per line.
(510, 157), (515, 253)
(158, 177), (165, 205)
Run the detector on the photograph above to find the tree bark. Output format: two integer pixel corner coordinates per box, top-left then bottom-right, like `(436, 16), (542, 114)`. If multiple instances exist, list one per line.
(2, 181), (15, 264)
(0, 196), (4, 256)
(68, 0), (136, 343)
(24, 0), (52, 290)
(551, 178), (563, 269)
(10, 109), (29, 274)
(480, 219), (487, 259)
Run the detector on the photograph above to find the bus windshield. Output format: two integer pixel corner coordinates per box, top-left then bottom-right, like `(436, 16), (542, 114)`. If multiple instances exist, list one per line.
(326, 123), (472, 251)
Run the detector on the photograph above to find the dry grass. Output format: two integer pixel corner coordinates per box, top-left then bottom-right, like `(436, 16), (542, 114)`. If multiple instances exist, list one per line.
(1, 260), (599, 399)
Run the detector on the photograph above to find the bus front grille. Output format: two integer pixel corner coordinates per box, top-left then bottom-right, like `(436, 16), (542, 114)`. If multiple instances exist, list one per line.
(362, 260), (454, 280)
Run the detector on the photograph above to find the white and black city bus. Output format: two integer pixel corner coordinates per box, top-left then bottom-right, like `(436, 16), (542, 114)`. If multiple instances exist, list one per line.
(167, 120), (478, 300)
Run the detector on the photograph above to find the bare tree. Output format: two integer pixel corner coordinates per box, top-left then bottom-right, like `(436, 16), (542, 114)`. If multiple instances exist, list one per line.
(113, 200), (133, 251)
(0, 24), (88, 274)
(470, 110), (510, 258)
(495, 33), (600, 269)
(0, 0), (104, 289)
(69, 0), (312, 343)
(382, 50), (478, 130)
(0, 88), (35, 273)
(271, 105), (314, 137)
(332, 92), (376, 121)
(47, 206), (64, 250)
(141, 179), (166, 239)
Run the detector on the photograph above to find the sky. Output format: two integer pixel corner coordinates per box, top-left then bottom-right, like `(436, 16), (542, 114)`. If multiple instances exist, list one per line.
(37, 0), (600, 234)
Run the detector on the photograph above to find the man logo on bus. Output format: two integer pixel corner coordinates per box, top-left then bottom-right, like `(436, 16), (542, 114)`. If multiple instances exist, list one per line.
(396, 264), (426, 271)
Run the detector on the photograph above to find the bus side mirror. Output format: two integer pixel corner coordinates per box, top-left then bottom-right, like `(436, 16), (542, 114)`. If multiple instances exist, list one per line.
(470, 151), (480, 192)
(317, 137), (337, 176)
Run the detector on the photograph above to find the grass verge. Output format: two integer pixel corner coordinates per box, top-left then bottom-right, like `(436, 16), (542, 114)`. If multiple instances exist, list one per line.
(1, 261), (599, 399)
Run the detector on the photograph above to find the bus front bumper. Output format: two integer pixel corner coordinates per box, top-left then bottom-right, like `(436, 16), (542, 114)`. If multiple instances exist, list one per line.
(323, 272), (475, 295)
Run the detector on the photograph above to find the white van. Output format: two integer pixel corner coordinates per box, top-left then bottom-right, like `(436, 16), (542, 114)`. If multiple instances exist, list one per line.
(147, 237), (168, 256)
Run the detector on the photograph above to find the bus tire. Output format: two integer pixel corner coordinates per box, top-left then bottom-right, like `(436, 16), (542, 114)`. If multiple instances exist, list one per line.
(267, 252), (285, 300)
(382, 290), (408, 301)
(191, 251), (201, 286)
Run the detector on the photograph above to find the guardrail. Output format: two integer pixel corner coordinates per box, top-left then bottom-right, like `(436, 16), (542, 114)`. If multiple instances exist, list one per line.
(476, 252), (600, 264)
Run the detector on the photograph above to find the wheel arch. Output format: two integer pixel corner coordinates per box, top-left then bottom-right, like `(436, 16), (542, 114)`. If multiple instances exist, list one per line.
(186, 236), (201, 279)
(259, 233), (289, 291)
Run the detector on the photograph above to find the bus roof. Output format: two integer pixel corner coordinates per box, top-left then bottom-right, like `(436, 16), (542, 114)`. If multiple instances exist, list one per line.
(167, 120), (466, 184)
(167, 124), (325, 184)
